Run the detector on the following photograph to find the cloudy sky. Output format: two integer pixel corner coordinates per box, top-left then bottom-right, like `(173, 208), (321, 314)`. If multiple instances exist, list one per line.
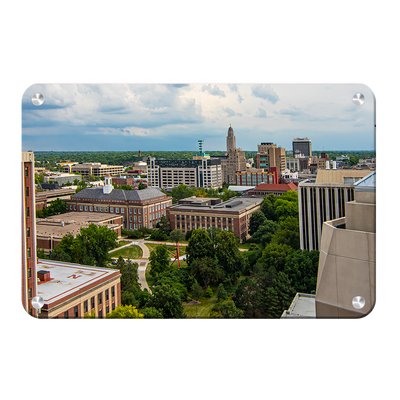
(21, 83), (375, 152)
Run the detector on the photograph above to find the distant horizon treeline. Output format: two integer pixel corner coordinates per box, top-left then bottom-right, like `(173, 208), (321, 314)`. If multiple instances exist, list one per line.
(33, 149), (376, 167)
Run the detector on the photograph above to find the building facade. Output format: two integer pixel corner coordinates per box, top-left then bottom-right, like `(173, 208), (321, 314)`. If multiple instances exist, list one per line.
(298, 169), (372, 251)
(146, 157), (222, 189)
(255, 142), (286, 177)
(44, 173), (82, 185)
(235, 168), (278, 186)
(36, 259), (121, 319)
(315, 172), (375, 317)
(292, 137), (312, 157)
(166, 196), (263, 241)
(66, 175), (172, 230)
(63, 162), (124, 178)
(222, 148), (247, 184)
(22, 151), (37, 317)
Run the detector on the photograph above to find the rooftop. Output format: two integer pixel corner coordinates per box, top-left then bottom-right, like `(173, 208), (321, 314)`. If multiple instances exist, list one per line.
(169, 196), (263, 213)
(354, 171), (376, 192)
(71, 187), (166, 202)
(281, 293), (316, 318)
(315, 169), (371, 184)
(36, 211), (122, 238)
(252, 182), (298, 191)
(36, 259), (120, 307)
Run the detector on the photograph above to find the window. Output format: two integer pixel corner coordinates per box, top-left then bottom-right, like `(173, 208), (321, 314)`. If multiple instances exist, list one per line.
(28, 268), (31, 279)
(74, 205), (76, 210)
(28, 288), (32, 299)
(84, 300), (88, 313)
(91, 297), (95, 309)
(111, 286), (115, 297)
(90, 206), (93, 211)
(95, 206), (98, 211)
(79, 205), (83, 211)
(98, 293), (102, 305)
(27, 248), (31, 258)
(138, 217), (141, 223)
(26, 207), (30, 217)
(138, 209), (141, 214)
(134, 208), (136, 214)
(64, 311), (69, 319)
(100, 207), (103, 212)
(121, 208), (124, 213)
(106, 306), (109, 315)
(98, 310), (102, 318)
(27, 227), (30, 238)
(129, 208), (132, 214)
(74, 306), (79, 318)
(112, 302), (115, 311)
(26, 187), (29, 197)
(84, 205), (88, 211)
(25, 167), (29, 177)
(116, 207), (119, 213)
(110, 207), (114, 212)
(105, 289), (109, 301)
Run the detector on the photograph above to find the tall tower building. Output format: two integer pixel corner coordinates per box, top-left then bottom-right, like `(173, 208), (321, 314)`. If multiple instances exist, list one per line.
(22, 151), (37, 316)
(226, 125), (236, 152)
(293, 137), (312, 157)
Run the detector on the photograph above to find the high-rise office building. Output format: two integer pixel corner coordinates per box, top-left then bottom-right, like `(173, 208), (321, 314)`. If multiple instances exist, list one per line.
(292, 137), (312, 157)
(298, 169), (371, 251)
(22, 151), (37, 317)
(226, 125), (236, 152)
(255, 142), (286, 177)
(223, 148), (247, 184)
(315, 171), (376, 317)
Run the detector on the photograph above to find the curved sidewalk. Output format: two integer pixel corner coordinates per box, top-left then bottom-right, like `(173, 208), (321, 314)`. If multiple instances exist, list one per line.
(110, 239), (152, 293)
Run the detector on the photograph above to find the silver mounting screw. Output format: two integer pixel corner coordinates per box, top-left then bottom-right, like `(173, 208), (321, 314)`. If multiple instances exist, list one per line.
(352, 296), (365, 309)
(31, 296), (44, 310)
(352, 93), (365, 106)
(32, 93), (44, 106)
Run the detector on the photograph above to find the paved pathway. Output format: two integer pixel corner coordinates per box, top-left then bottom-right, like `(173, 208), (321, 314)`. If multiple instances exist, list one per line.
(109, 239), (152, 293)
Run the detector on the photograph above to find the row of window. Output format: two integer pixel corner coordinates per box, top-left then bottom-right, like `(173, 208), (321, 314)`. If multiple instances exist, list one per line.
(176, 215), (232, 224)
(70, 203), (169, 214)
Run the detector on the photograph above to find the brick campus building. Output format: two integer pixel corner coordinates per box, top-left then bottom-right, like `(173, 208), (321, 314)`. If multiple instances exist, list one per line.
(167, 196), (264, 241)
(66, 174), (172, 230)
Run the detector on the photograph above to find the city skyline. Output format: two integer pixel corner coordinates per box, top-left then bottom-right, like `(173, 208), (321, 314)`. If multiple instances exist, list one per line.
(22, 84), (375, 152)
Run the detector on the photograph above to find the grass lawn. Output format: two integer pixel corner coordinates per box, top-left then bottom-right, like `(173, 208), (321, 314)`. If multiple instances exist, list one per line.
(183, 286), (221, 318)
(145, 238), (189, 245)
(111, 245), (143, 259)
(115, 240), (131, 248)
(145, 243), (186, 256)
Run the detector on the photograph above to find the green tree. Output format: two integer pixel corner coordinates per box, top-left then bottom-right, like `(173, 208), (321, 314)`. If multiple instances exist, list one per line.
(190, 256), (224, 289)
(145, 284), (186, 318)
(191, 281), (203, 301)
(149, 244), (170, 276)
(283, 249), (319, 294)
(78, 223), (118, 267)
(261, 193), (277, 221)
(249, 220), (279, 246)
(186, 229), (214, 266)
(217, 283), (228, 302)
(214, 230), (245, 277)
(249, 210), (267, 236)
(263, 287), (281, 318)
(169, 229), (185, 244)
(214, 300), (244, 318)
(114, 257), (140, 293)
(204, 286), (213, 298)
(138, 182), (146, 190)
(234, 276), (263, 317)
(257, 242), (294, 273)
(141, 307), (164, 318)
(106, 304), (144, 319)
(158, 216), (172, 236)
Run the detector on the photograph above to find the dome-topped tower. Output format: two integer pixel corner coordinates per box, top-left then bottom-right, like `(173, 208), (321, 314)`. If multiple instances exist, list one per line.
(226, 124), (236, 152)
(103, 173), (113, 194)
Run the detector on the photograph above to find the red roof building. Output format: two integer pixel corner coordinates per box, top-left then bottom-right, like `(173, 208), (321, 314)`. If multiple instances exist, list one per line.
(248, 182), (298, 196)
